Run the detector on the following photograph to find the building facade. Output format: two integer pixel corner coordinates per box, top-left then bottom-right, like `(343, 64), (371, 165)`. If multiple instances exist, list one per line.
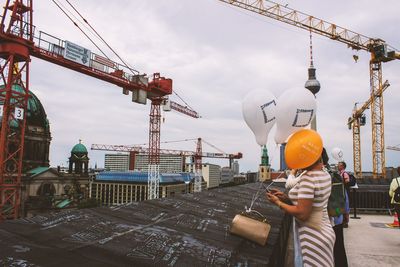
(220, 167), (234, 185)
(232, 160), (239, 175)
(186, 163), (221, 189)
(89, 171), (194, 205)
(135, 154), (184, 173)
(105, 153), (130, 171)
(23, 167), (90, 217)
(21, 142), (91, 217)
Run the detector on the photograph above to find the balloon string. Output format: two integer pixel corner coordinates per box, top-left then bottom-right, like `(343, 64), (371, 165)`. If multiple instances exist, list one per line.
(247, 181), (265, 212)
(247, 143), (285, 211)
(248, 169), (286, 211)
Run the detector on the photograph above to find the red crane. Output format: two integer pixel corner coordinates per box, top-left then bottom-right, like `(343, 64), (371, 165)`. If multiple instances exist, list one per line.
(92, 138), (242, 192)
(91, 139), (242, 168)
(0, 1), (177, 220)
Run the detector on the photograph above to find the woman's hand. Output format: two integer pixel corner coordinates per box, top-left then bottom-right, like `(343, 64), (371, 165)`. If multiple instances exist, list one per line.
(266, 192), (280, 205)
(269, 189), (289, 202)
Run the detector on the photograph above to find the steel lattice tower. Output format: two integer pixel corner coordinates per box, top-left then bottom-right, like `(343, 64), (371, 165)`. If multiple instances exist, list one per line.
(0, 0), (33, 221)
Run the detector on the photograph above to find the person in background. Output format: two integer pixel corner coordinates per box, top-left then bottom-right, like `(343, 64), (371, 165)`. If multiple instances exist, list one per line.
(389, 167), (400, 227)
(323, 152), (348, 267)
(267, 129), (335, 267)
(337, 161), (351, 228)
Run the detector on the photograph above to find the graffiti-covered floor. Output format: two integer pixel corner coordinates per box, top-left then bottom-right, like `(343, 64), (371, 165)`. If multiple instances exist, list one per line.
(0, 182), (290, 267)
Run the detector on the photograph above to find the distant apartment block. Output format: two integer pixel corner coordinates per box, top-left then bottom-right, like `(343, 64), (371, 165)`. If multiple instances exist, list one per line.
(220, 167), (234, 184)
(232, 160), (239, 175)
(104, 153), (184, 173)
(104, 153), (129, 171)
(135, 154), (184, 173)
(186, 163), (221, 189)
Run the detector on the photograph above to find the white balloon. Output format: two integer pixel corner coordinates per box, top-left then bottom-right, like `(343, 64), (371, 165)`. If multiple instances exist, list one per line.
(331, 147), (344, 161)
(242, 90), (277, 146)
(274, 89), (317, 144)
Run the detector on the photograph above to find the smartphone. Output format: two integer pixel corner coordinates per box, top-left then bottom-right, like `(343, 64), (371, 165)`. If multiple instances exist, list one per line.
(263, 183), (272, 193)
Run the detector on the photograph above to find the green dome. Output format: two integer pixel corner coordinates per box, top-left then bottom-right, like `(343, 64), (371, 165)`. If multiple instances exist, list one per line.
(71, 143), (88, 153)
(0, 84), (50, 130)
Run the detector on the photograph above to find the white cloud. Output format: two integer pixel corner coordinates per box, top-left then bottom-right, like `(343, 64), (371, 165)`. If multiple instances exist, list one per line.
(16, 0), (400, 173)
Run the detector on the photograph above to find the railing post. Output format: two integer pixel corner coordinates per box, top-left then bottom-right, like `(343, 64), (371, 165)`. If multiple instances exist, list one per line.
(351, 185), (361, 219)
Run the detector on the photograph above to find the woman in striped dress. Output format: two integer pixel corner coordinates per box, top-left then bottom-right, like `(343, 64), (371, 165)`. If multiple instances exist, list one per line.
(267, 130), (335, 267)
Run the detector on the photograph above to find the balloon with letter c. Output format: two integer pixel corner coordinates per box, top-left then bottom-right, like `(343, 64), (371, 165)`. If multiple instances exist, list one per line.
(242, 90), (277, 146)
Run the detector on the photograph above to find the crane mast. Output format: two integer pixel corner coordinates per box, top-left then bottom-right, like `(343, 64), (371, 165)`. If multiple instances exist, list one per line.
(218, 0), (400, 178)
(0, 0), (32, 221)
(147, 97), (162, 200)
(194, 138), (202, 192)
(348, 80), (390, 178)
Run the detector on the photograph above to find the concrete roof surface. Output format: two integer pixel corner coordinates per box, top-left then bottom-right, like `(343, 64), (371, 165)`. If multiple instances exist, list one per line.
(0, 183), (289, 267)
(345, 214), (400, 267)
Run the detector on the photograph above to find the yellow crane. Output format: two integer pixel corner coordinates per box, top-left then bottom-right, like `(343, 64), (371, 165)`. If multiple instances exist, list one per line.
(348, 80), (390, 178)
(217, 0), (400, 179)
(387, 145), (400, 152)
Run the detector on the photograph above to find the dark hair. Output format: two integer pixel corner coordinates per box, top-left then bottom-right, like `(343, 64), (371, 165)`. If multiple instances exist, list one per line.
(397, 166), (400, 176)
(339, 161), (347, 169)
(321, 148), (329, 166)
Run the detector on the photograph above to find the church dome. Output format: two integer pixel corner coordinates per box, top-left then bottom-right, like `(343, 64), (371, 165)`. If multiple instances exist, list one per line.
(71, 142), (88, 154)
(0, 84), (50, 130)
(0, 84), (52, 172)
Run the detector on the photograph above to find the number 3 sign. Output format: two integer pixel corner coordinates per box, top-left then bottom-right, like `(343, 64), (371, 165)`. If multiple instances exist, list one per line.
(14, 107), (24, 120)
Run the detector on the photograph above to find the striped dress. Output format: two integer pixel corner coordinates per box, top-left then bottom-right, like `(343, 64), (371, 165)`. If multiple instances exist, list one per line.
(288, 170), (335, 267)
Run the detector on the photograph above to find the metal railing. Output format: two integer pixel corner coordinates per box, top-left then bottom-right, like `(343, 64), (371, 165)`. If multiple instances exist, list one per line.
(349, 184), (391, 213)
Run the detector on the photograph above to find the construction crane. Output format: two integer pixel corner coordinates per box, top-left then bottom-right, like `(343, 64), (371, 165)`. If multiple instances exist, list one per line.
(0, 1), (195, 220)
(217, 0), (400, 179)
(387, 145), (400, 152)
(348, 80), (390, 178)
(146, 99), (198, 200)
(91, 138), (243, 192)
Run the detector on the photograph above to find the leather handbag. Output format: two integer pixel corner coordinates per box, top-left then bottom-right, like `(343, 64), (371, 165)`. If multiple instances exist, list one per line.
(230, 210), (271, 246)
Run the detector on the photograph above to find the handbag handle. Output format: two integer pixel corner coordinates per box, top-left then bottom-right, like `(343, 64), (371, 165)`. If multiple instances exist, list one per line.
(241, 210), (269, 223)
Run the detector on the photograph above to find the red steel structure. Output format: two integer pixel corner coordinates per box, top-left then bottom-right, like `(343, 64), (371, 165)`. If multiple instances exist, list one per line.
(0, 0), (173, 220)
(194, 138), (202, 192)
(147, 96), (163, 200)
(91, 142), (242, 163)
(0, 0), (33, 221)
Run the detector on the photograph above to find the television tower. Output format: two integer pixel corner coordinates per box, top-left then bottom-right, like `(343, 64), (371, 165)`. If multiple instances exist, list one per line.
(304, 31), (320, 130)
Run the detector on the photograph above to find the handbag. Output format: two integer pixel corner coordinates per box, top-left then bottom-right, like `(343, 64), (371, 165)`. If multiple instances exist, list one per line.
(230, 210), (271, 246)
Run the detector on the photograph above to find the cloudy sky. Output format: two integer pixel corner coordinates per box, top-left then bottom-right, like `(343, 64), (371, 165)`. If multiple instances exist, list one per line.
(27, 0), (400, 173)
